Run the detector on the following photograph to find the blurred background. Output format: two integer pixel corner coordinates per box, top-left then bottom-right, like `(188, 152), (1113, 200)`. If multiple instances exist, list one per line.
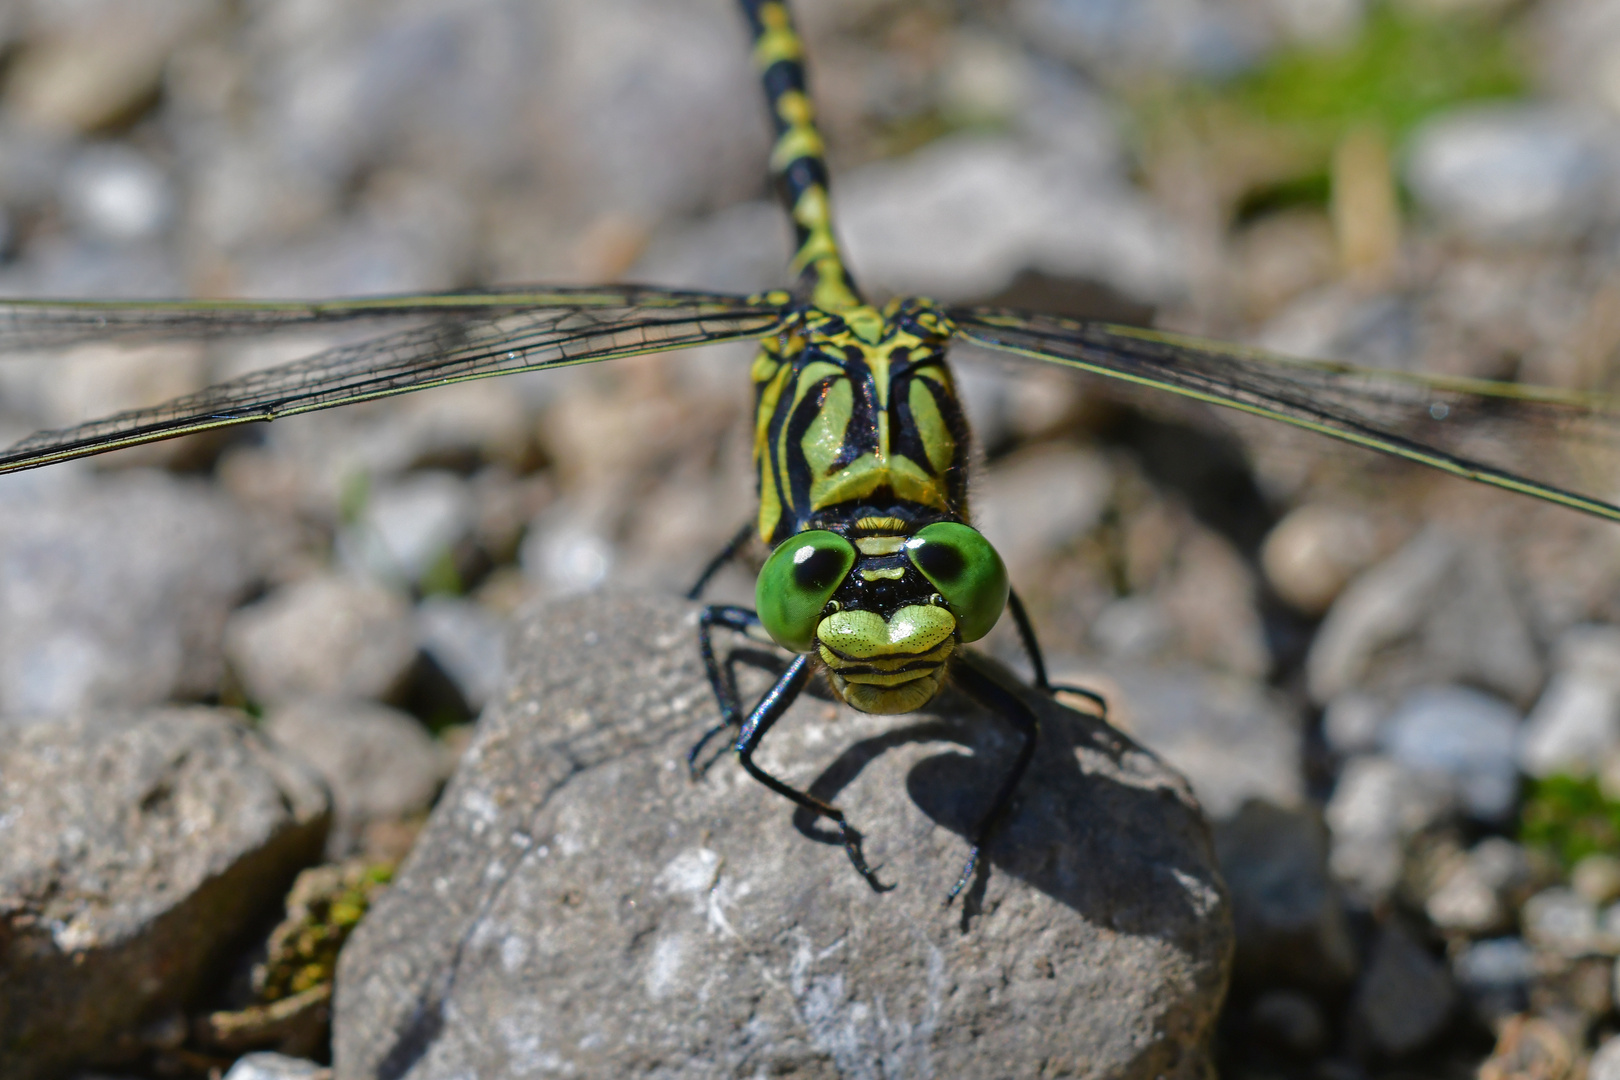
(8, 0), (1620, 1075)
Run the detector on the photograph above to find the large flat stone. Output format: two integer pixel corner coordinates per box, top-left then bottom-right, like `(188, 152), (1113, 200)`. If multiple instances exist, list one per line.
(0, 707), (330, 1080)
(334, 592), (1232, 1079)
(0, 469), (255, 715)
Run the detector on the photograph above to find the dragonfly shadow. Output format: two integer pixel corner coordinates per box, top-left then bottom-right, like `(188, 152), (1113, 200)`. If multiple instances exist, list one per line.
(793, 664), (1218, 940)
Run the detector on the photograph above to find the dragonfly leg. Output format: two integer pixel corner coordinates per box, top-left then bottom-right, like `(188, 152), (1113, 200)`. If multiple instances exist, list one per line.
(1006, 588), (1108, 720)
(944, 657), (1039, 905)
(736, 653), (892, 893)
(691, 604), (764, 775)
(686, 520), (755, 600)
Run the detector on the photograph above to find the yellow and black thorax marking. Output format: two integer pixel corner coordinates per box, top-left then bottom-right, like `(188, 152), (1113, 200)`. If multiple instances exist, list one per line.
(751, 298), (972, 546)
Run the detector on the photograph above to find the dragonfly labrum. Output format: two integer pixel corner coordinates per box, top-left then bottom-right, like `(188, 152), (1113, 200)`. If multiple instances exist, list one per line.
(2, 0), (1620, 899)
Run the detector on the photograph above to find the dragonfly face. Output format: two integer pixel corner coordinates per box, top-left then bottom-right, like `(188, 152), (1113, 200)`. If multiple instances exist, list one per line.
(755, 519), (1009, 715)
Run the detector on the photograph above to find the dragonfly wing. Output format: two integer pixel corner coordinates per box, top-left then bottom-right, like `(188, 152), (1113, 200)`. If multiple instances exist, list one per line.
(0, 285), (776, 351)
(949, 307), (1620, 525)
(0, 296), (788, 473)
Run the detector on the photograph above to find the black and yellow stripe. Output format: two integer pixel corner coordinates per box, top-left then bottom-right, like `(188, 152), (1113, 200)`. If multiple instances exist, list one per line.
(751, 299), (973, 545)
(738, 0), (862, 313)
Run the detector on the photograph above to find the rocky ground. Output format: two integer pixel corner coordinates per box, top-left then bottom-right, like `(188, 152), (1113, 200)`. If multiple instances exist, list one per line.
(5, 0), (1620, 1077)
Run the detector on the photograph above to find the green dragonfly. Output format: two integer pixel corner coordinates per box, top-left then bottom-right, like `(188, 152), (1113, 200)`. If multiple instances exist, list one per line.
(2, 0), (1619, 899)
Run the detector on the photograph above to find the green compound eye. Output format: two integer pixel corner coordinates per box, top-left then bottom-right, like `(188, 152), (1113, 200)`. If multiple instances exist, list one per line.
(904, 522), (1008, 642)
(756, 530), (857, 652)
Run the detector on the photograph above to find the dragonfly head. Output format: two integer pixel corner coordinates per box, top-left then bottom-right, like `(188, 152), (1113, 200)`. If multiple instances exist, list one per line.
(754, 519), (1008, 714)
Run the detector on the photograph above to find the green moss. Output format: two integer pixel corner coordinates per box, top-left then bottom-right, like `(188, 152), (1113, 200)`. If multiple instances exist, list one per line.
(418, 546), (465, 597)
(1132, 2), (1529, 215)
(338, 470), (371, 527)
(256, 860), (395, 1002)
(1228, 3), (1526, 141)
(1519, 774), (1620, 870)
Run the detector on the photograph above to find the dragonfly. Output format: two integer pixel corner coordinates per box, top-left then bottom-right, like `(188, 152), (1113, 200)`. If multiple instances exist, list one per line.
(3, 0), (1620, 900)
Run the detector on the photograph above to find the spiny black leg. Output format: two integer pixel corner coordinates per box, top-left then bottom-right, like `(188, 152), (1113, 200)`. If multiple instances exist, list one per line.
(1007, 588), (1108, 721)
(736, 654), (893, 893)
(691, 604), (761, 775)
(686, 520), (755, 600)
(945, 657), (1040, 905)
(1006, 588), (1052, 688)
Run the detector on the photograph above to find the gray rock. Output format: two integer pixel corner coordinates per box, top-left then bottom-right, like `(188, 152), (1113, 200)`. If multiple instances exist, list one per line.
(974, 442), (1112, 580)
(633, 199), (792, 295)
(1574, 853), (1620, 905)
(1379, 685), (1520, 822)
(338, 472), (475, 588)
(1112, 667), (1302, 820)
(1522, 887), (1607, 958)
(60, 143), (175, 244)
(1091, 595), (1174, 661)
(1247, 989), (1329, 1057)
(1519, 625), (1620, 779)
(0, 469), (253, 715)
(1453, 937), (1536, 991)
(1595, 1034), (1620, 1080)
(223, 1054), (329, 1080)
(1260, 503), (1386, 617)
(1212, 801), (1357, 990)
(1256, 285), (1423, 373)
(837, 133), (1188, 303)
(1516, 667), (1620, 777)
(1308, 530), (1454, 703)
(1423, 837), (1533, 935)
(1452, 937), (1535, 1023)
(1155, 530), (1271, 680)
(224, 574), (419, 705)
(263, 699), (447, 858)
(1350, 922), (1456, 1058)
(415, 597), (508, 711)
(519, 500), (616, 596)
(3, 0), (219, 134)
(1321, 692), (1384, 756)
(1405, 104), (1616, 245)
(1307, 530), (1541, 706)
(1014, 0), (1274, 78)
(0, 707), (329, 1080)
(1325, 755), (1455, 905)
(333, 592), (1233, 1079)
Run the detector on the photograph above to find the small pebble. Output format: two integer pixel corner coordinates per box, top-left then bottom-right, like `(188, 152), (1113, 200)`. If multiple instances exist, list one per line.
(223, 574), (419, 705)
(1574, 853), (1620, 905)
(341, 471), (475, 587)
(1452, 937), (1537, 992)
(1521, 625), (1620, 779)
(1350, 921), (1456, 1057)
(1594, 1033), (1620, 1080)
(1406, 104), (1613, 245)
(1452, 936), (1535, 1025)
(1260, 503), (1383, 616)
(1325, 755), (1455, 903)
(1321, 692), (1384, 756)
(1379, 684), (1520, 821)
(1521, 887), (1603, 957)
(1248, 989), (1328, 1056)
(60, 144), (174, 243)
(222, 1054), (327, 1080)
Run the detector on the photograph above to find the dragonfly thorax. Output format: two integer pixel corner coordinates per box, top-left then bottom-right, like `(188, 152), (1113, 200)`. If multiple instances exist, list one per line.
(750, 297), (970, 548)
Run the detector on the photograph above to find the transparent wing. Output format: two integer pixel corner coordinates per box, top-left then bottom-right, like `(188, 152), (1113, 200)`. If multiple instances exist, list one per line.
(949, 306), (1620, 525)
(0, 292), (789, 473)
(0, 285), (780, 351)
